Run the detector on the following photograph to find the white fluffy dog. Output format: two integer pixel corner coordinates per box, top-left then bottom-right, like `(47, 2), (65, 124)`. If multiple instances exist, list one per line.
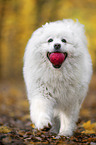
(23, 19), (92, 136)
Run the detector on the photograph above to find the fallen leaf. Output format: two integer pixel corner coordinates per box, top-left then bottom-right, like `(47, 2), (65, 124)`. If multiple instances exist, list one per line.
(82, 130), (95, 134)
(0, 126), (11, 133)
(30, 123), (35, 128)
(82, 120), (96, 134)
(20, 114), (30, 121)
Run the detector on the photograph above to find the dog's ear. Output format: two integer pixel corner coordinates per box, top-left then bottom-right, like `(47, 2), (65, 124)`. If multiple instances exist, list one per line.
(32, 27), (44, 38)
(75, 19), (87, 46)
(62, 19), (87, 46)
(42, 22), (49, 27)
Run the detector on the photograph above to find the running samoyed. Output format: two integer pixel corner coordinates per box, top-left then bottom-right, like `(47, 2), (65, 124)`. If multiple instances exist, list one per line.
(23, 19), (92, 136)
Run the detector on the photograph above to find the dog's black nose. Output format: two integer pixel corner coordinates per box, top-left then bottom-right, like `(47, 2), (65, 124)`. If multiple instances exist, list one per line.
(54, 43), (61, 50)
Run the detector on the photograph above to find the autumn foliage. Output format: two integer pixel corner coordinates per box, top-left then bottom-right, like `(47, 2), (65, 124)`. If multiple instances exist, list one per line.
(0, 0), (96, 144)
(0, 0), (96, 79)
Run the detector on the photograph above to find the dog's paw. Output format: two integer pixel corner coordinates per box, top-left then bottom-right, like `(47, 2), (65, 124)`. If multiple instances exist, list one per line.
(34, 113), (52, 130)
(41, 123), (52, 131)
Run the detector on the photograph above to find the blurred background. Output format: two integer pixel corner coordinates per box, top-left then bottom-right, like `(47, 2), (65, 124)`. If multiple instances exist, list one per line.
(0, 0), (96, 80)
(0, 0), (96, 125)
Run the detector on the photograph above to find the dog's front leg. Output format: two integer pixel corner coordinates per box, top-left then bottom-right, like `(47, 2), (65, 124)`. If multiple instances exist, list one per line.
(59, 111), (77, 136)
(29, 96), (53, 130)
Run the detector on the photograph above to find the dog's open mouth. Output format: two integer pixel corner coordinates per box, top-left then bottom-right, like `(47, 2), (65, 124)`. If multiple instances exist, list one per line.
(47, 52), (68, 68)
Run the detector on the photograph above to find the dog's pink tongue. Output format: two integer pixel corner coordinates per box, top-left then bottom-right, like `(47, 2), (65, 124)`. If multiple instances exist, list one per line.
(49, 53), (65, 66)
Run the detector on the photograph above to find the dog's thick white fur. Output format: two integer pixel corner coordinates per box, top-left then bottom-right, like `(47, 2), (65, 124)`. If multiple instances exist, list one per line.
(23, 19), (92, 136)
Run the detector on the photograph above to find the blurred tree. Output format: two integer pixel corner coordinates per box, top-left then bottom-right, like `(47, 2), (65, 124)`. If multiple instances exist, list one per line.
(0, 0), (96, 79)
(0, 0), (6, 78)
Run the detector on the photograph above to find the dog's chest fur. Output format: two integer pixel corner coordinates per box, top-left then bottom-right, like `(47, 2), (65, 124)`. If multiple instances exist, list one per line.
(37, 71), (80, 109)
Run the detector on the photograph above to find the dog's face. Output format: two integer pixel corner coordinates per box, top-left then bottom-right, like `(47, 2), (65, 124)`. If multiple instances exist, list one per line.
(46, 37), (68, 68)
(30, 19), (87, 70)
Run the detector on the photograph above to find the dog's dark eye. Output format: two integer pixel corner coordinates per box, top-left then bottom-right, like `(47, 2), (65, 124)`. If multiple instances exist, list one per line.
(61, 39), (67, 43)
(48, 38), (53, 43)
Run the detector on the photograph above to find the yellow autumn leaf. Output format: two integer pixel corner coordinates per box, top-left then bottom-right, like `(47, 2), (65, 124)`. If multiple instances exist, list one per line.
(82, 120), (96, 134)
(0, 126), (11, 133)
(30, 123), (35, 128)
(82, 130), (95, 134)
(21, 114), (30, 121)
